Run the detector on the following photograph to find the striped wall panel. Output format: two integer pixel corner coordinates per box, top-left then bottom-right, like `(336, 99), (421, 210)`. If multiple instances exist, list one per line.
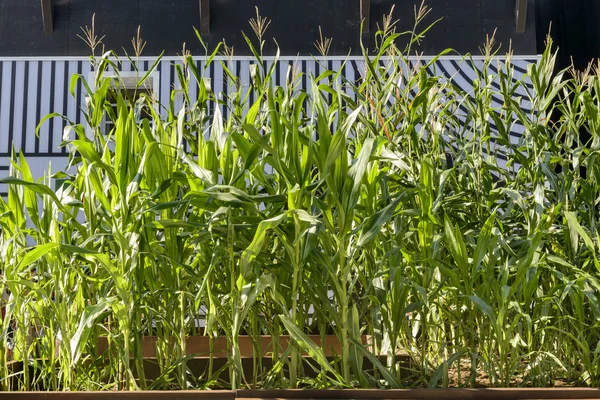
(0, 55), (541, 194)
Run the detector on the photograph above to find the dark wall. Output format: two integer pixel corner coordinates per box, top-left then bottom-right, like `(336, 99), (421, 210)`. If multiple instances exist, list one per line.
(368, 0), (536, 55)
(0, 0), (537, 57)
(534, 0), (600, 148)
(535, 0), (600, 71)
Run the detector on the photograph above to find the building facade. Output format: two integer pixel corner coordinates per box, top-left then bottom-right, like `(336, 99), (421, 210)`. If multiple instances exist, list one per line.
(1, 0), (537, 57)
(0, 0), (542, 194)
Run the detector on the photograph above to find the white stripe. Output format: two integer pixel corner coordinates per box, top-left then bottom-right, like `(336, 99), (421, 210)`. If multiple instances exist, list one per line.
(172, 60), (185, 115)
(52, 61), (65, 153)
(239, 60), (251, 121)
(38, 61), (51, 152)
(304, 60), (316, 118)
(80, 61), (93, 131)
(25, 62), (39, 153)
(65, 62), (78, 142)
(160, 60), (171, 118)
(120, 60), (131, 73)
(12, 61), (26, 152)
(221, 59), (232, 119)
(0, 61), (12, 154)
(212, 61), (224, 114)
(344, 60), (355, 98)
(189, 61), (198, 104)
(279, 60), (290, 90)
(0, 55), (543, 62)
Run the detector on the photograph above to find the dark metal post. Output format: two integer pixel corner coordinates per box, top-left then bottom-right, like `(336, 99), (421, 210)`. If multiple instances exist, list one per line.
(41, 0), (53, 35)
(515, 0), (527, 33)
(200, 0), (210, 36)
(360, 0), (370, 34)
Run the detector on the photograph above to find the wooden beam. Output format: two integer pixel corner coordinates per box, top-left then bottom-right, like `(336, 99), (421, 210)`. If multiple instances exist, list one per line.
(360, 0), (370, 34)
(515, 0), (527, 33)
(200, 0), (210, 36)
(40, 0), (53, 35)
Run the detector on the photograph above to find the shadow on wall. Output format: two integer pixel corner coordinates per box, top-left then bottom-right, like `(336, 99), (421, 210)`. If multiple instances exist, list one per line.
(0, 0), (537, 57)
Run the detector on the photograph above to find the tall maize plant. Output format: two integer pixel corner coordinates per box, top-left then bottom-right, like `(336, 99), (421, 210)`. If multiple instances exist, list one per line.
(0, 9), (600, 391)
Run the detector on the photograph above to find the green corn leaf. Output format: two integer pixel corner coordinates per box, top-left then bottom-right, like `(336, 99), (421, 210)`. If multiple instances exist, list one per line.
(469, 295), (495, 321)
(17, 243), (60, 271)
(565, 211), (596, 254)
(358, 195), (403, 246)
(444, 216), (470, 290)
(240, 213), (287, 279)
(280, 314), (343, 382)
(429, 350), (467, 387)
(70, 301), (112, 364)
(348, 337), (401, 388)
(473, 211), (496, 271)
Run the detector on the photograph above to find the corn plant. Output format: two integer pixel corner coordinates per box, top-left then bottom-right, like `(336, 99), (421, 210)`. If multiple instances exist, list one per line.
(1, 8), (600, 391)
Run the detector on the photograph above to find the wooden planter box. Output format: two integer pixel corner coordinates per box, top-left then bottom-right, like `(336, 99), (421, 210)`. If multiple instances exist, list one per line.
(238, 389), (600, 399)
(97, 335), (364, 359)
(6, 335), (401, 389)
(94, 335), (392, 384)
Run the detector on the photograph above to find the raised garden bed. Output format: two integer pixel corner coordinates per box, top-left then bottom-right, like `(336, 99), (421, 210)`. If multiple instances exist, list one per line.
(6, 335), (400, 389)
(96, 335), (368, 359)
(94, 335), (395, 385)
(0, 8), (598, 393)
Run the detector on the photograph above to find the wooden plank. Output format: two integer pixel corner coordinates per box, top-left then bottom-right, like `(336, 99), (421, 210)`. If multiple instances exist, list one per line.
(200, 0), (210, 36)
(40, 0), (53, 36)
(237, 388), (600, 400)
(97, 335), (375, 359)
(516, 0), (528, 32)
(0, 392), (233, 400)
(360, 0), (370, 33)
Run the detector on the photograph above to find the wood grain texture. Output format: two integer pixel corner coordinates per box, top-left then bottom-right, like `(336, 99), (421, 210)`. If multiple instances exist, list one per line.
(0, 388), (597, 399)
(96, 335), (373, 358)
(237, 388), (600, 399)
(0, 393), (233, 400)
(516, 0), (528, 32)
(40, 0), (53, 35)
(360, 0), (370, 33)
(200, 0), (210, 36)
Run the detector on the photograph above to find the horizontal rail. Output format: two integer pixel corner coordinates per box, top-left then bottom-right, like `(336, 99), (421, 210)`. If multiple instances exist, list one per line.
(237, 389), (600, 399)
(0, 388), (597, 399)
(0, 392), (233, 399)
(0, 55), (541, 62)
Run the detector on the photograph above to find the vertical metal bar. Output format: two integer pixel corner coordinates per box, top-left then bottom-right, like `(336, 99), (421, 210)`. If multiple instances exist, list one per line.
(516, 0), (528, 33)
(200, 0), (210, 36)
(360, 0), (370, 34)
(41, 0), (54, 35)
